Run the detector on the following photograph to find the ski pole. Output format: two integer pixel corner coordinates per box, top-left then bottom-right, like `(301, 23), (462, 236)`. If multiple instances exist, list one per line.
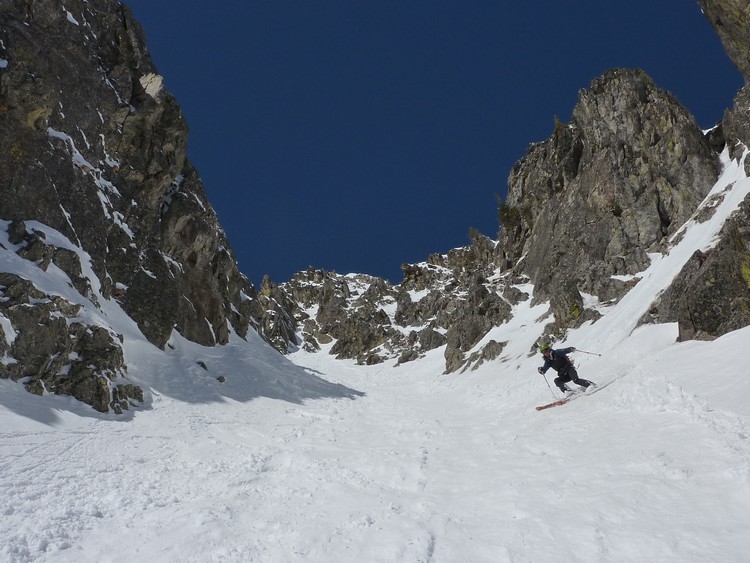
(539, 371), (557, 398)
(576, 349), (601, 356)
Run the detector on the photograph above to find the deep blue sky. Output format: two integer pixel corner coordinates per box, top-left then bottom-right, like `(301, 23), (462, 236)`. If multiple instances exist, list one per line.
(125, 1), (742, 286)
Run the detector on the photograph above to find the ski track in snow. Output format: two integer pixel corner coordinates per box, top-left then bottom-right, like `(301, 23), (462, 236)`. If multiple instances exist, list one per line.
(2, 156), (750, 561)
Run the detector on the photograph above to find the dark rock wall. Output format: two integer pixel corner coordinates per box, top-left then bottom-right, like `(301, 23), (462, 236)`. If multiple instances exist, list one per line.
(698, 1), (750, 170)
(697, 0), (750, 83)
(278, 232), (514, 374)
(0, 1), (257, 348)
(0, 1), (284, 411)
(645, 197), (750, 340)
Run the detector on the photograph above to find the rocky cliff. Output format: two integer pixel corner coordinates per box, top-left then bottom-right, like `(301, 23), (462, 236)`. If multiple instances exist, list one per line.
(0, 0), (294, 412)
(1, 0), (749, 412)
(499, 69), (719, 327)
(660, 0), (750, 338)
(698, 0), (750, 166)
(276, 231), (514, 373)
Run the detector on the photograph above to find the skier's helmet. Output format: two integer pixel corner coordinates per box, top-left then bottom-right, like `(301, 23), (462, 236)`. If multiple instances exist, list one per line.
(539, 343), (551, 354)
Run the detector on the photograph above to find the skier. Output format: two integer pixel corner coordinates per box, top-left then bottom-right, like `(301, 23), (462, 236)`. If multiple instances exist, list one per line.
(537, 343), (595, 394)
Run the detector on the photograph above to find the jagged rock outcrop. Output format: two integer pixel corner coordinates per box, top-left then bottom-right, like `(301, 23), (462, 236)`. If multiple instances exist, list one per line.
(639, 0), (750, 340)
(256, 275), (301, 352)
(697, 0), (750, 82)
(276, 232), (516, 373)
(673, 195), (750, 339)
(399, 234), (513, 372)
(698, 1), (750, 170)
(0, 1), (290, 412)
(499, 68), (719, 336)
(0, 267), (141, 413)
(643, 195), (750, 340)
(280, 269), (401, 365)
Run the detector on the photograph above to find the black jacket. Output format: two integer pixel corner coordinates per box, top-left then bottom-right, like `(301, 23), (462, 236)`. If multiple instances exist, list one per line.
(539, 347), (575, 374)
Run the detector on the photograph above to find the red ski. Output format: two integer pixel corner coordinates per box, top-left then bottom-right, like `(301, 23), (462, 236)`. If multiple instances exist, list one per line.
(536, 388), (589, 410)
(535, 377), (622, 411)
(535, 397), (572, 411)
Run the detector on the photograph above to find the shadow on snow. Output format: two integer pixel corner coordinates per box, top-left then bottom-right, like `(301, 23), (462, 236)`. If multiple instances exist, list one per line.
(0, 331), (364, 425)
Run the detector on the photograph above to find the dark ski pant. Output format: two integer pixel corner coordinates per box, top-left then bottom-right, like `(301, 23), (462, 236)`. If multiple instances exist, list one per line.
(554, 367), (592, 392)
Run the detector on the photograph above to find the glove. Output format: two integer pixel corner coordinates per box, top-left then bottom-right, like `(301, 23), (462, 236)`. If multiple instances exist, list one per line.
(570, 347), (576, 352)
(537, 367), (544, 375)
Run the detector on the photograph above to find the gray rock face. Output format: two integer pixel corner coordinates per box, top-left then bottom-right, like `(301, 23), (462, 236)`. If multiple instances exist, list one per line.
(673, 195), (750, 340)
(698, 1), (750, 169)
(643, 195), (750, 340)
(500, 69), (719, 325)
(0, 269), (140, 414)
(697, 0), (750, 83)
(280, 269), (401, 365)
(721, 87), (750, 169)
(276, 232), (516, 373)
(641, 0), (750, 341)
(256, 275), (299, 352)
(0, 1), (290, 412)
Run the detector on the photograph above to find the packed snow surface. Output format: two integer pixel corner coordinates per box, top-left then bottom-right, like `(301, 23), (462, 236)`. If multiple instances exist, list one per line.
(3, 324), (750, 563)
(1, 153), (750, 561)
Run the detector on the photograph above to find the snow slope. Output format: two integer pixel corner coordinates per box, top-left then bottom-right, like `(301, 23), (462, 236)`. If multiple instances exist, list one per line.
(1, 155), (750, 562)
